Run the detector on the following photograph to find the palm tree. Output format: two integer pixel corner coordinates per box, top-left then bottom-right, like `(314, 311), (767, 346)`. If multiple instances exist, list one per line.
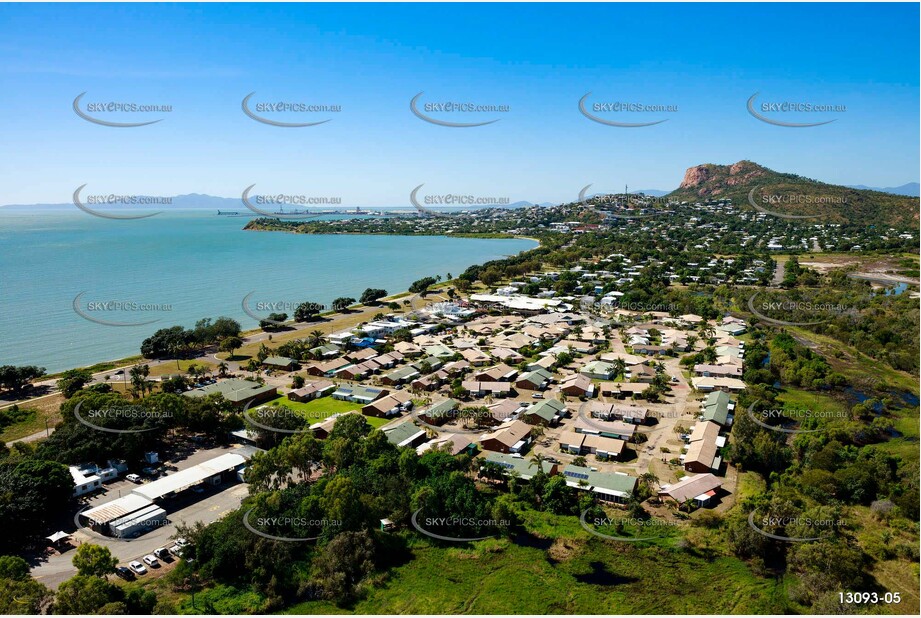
(638, 472), (659, 493)
(309, 330), (326, 347)
(528, 452), (546, 476)
(612, 358), (627, 380)
(129, 364), (151, 398)
(217, 362), (228, 378)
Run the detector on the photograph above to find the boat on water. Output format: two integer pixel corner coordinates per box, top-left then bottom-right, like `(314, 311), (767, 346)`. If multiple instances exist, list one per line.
(216, 210), (242, 216)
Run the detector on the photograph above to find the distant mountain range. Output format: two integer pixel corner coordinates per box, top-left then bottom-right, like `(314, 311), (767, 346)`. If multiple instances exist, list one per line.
(669, 160), (919, 227)
(845, 182), (919, 197)
(0, 194), (558, 211)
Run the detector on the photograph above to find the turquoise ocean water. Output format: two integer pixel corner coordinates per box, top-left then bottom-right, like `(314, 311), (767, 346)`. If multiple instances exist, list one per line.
(0, 210), (536, 372)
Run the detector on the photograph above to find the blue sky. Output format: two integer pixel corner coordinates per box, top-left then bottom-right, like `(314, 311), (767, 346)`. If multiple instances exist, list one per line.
(0, 2), (918, 206)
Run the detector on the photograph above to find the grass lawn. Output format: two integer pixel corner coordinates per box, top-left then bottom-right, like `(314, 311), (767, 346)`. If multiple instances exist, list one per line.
(146, 359), (216, 378)
(260, 395), (361, 422)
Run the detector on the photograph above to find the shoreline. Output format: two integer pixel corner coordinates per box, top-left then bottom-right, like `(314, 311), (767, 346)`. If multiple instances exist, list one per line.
(21, 234), (542, 383)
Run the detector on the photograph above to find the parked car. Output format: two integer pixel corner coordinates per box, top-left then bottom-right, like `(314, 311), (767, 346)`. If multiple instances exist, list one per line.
(531, 393), (544, 399)
(169, 544), (184, 558)
(128, 561), (147, 575)
(154, 547), (170, 559)
(125, 474), (142, 483)
(142, 554), (159, 567)
(175, 537), (189, 547)
(142, 467), (158, 476)
(115, 566), (134, 580)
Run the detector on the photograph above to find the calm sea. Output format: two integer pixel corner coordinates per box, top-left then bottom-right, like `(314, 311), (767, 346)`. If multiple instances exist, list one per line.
(0, 210), (536, 372)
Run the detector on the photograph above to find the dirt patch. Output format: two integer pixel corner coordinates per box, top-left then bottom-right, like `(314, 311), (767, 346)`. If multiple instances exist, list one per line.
(547, 536), (584, 562)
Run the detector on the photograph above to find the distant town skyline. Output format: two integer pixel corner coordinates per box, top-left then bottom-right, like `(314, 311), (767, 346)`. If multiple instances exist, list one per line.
(1, 2), (918, 206)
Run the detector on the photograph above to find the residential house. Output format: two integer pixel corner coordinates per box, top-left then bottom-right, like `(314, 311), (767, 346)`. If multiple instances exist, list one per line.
(515, 368), (554, 391)
(658, 473), (724, 508)
(682, 421), (724, 473)
(520, 398), (566, 426)
(559, 373), (594, 398)
(562, 465), (637, 503)
(417, 433), (476, 456)
(694, 364), (743, 379)
(589, 402), (649, 424)
(460, 348), (492, 366)
(288, 379), (335, 402)
(479, 419), (532, 454)
(306, 358), (351, 377)
(599, 382), (648, 399)
(481, 452), (556, 481)
(472, 363), (518, 382)
(462, 380), (514, 398)
(692, 376), (746, 393)
(701, 391), (735, 426)
(362, 391), (413, 418)
(331, 385), (387, 405)
(380, 365), (421, 386)
(382, 421), (429, 448)
(261, 356), (300, 371)
(580, 360), (616, 380)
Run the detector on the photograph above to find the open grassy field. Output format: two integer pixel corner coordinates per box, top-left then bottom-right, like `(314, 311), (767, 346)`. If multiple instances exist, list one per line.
(281, 525), (785, 614)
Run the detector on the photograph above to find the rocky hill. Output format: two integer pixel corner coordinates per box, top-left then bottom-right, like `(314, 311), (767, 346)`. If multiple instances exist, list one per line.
(668, 160), (919, 227)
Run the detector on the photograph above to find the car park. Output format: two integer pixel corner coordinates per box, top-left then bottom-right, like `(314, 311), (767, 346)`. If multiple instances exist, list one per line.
(128, 561), (147, 575)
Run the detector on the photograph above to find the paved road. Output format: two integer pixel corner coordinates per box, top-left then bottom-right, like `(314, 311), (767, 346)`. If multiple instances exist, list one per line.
(772, 258), (785, 286)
